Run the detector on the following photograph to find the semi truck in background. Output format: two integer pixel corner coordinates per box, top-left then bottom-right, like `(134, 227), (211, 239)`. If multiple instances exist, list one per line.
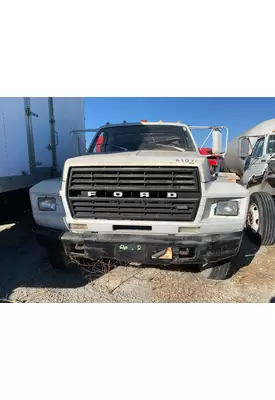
(0, 97), (85, 219)
(30, 121), (249, 281)
(224, 119), (275, 245)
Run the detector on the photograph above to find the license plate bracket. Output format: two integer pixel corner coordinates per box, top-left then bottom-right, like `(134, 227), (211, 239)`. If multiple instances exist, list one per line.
(115, 243), (146, 261)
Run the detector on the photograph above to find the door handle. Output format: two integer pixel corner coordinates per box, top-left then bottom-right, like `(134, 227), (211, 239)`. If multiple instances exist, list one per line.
(54, 131), (59, 147)
(47, 131), (59, 150)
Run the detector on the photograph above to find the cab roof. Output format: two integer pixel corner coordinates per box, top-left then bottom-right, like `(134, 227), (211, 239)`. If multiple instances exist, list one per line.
(99, 121), (190, 130)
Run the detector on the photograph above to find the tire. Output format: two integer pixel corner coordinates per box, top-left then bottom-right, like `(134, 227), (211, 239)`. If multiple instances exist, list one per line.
(246, 192), (275, 246)
(199, 259), (235, 280)
(47, 244), (77, 271)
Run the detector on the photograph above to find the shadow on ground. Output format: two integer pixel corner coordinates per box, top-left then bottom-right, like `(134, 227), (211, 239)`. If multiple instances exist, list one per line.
(0, 216), (89, 302)
(231, 231), (261, 274)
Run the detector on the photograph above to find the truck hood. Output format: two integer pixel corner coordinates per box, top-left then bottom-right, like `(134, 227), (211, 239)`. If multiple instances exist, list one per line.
(62, 150), (211, 182)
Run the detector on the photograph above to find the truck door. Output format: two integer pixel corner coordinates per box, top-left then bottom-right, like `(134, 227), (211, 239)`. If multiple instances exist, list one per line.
(242, 136), (266, 185)
(265, 134), (275, 157)
(28, 97), (53, 168)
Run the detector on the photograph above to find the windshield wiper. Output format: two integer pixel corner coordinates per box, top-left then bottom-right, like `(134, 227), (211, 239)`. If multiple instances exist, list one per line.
(139, 143), (186, 152)
(152, 144), (186, 152)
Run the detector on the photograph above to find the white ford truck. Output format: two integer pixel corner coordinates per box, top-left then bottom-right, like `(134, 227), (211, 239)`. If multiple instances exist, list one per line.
(30, 121), (249, 280)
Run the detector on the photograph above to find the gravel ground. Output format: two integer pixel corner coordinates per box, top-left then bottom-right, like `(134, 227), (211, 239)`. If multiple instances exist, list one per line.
(1, 216), (275, 303)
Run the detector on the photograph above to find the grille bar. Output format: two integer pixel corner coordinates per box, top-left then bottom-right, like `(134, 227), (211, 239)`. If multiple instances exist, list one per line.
(70, 198), (199, 206)
(68, 166), (200, 191)
(67, 166), (201, 221)
(73, 213), (196, 221)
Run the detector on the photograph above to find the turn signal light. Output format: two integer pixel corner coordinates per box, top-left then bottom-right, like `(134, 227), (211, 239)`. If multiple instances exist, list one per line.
(178, 227), (200, 233)
(69, 223), (88, 230)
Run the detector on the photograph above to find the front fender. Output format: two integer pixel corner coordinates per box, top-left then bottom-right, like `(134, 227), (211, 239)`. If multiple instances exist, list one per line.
(199, 177), (250, 231)
(259, 175), (275, 195)
(29, 178), (67, 231)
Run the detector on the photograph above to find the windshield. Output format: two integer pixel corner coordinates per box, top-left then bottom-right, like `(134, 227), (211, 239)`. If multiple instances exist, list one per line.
(251, 137), (265, 158)
(89, 124), (196, 153)
(266, 135), (275, 154)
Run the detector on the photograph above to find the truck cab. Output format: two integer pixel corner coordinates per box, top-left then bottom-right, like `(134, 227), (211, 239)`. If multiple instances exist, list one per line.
(30, 121), (249, 280)
(241, 134), (275, 186)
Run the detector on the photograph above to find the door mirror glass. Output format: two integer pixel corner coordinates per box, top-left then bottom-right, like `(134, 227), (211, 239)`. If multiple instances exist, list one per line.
(238, 137), (253, 159)
(211, 128), (222, 153)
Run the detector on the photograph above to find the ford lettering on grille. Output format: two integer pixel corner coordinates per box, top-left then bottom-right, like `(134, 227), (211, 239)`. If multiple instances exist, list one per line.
(88, 191), (178, 198)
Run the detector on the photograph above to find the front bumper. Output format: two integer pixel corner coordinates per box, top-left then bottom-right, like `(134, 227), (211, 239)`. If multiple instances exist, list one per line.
(35, 226), (243, 265)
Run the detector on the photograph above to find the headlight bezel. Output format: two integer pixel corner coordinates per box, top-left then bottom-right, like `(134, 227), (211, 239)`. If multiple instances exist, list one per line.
(37, 197), (57, 212)
(215, 200), (239, 216)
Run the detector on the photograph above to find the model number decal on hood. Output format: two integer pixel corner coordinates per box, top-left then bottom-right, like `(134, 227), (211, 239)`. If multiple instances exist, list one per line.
(176, 159), (196, 164)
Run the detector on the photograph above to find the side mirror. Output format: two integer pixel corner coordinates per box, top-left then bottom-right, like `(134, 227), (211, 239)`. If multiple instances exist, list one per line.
(238, 137), (252, 159)
(212, 128), (222, 153)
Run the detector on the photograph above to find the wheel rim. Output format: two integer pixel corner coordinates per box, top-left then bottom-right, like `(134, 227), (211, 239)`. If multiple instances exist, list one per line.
(246, 202), (259, 233)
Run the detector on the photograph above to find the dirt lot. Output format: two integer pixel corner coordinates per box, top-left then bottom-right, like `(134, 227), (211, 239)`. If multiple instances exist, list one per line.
(1, 216), (275, 303)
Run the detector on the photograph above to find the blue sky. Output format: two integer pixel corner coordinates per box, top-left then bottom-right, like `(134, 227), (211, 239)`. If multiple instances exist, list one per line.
(84, 98), (275, 149)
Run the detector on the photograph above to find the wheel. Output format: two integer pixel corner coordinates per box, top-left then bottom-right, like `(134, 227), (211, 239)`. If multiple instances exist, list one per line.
(199, 259), (235, 280)
(47, 244), (77, 271)
(246, 192), (275, 245)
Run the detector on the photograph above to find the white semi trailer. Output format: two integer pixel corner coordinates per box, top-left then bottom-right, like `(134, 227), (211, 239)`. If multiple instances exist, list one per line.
(0, 97), (85, 218)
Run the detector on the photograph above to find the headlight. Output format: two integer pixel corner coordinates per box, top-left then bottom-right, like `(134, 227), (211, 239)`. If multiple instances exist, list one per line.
(38, 197), (57, 211)
(215, 201), (238, 216)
